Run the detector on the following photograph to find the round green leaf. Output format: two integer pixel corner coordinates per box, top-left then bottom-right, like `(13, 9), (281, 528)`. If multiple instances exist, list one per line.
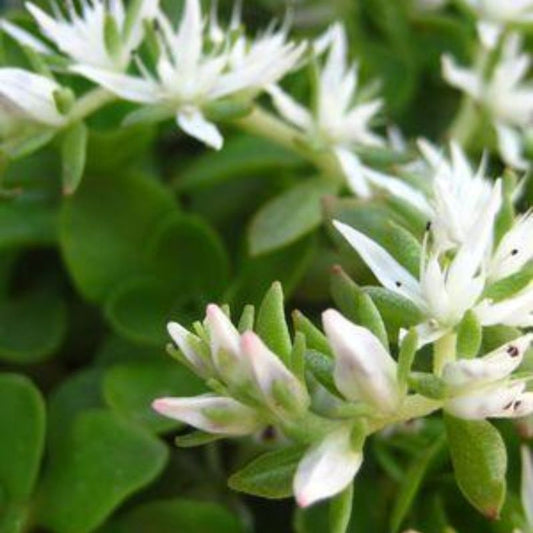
(36, 409), (168, 533)
(103, 361), (205, 433)
(60, 171), (176, 302)
(0, 290), (66, 363)
(0, 374), (45, 501)
(106, 498), (244, 533)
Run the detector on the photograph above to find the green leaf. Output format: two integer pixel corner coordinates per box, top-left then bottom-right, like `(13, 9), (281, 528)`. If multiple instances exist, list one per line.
(330, 266), (388, 349)
(304, 350), (337, 396)
(175, 431), (225, 448)
(456, 310), (482, 359)
(0, 289), (66, 363)
(292, 310), (332, 357)
(255, 281), (292, 364)
(228, 445), (306, 499)
(0, 193), (58, 249)
(0, 374), (45, 501)
(36, 409), (168, 533)
(61, 121), (88, 195)
(248, 179), (336, 256)
(175, 134), (300, 191)
(484, 264), (533, 303)
(390, 437), (445, 532)
(329, 483), (353, 533)
(107, 498), (244, 533)
(397, 328), (418, 395)
(444, 414), (507, 518)
(60, 171), (175, 302)
(364, 287), (424, 338)
(103, 361), (205, 433)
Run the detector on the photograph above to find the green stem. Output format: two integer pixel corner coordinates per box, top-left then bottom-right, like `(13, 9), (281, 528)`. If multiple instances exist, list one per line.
(234, 106), (342, 181)
(447, 98), (479, 147)
(433, 332), (457, 377)
(67, 88), (117, 123)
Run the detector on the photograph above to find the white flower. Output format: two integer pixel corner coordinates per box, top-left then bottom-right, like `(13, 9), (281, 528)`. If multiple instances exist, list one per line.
(521, 445), (533, 528)
(152, 394), (262, 435)
(442, 334), (533, 419)
(442, 35), (533, 169)
(268, 23), (389, 198)
(293, 427), (363, 507)
(333, 180), (501, 344)
(2, 0), (159, 72)
(71, 0), (305, 149)
(487, 210), (533, 281)
(240, 331), (310, 417)
(464, 1), (533, 47)
(322, 309), (400, 414)
(417, 140), (496, 251)
(0, 68), (67, 127)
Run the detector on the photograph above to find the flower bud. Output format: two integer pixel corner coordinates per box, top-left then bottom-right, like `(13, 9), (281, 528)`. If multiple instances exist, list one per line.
(322, 309), (400, 414)
(152, 394), (262, 436)
(293, 427), (363, 507)
(240, 331), (309, 417)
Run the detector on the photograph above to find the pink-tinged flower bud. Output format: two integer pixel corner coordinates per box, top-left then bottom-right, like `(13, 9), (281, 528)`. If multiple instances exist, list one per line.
(152, 394), (262, 435)
(293, 427), (363, 507)
(240, 331), (309, 417)
(322, 309), (400, 414)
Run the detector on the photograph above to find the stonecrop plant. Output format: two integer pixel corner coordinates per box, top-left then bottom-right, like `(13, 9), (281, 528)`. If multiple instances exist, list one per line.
(0, 0), (533, 532)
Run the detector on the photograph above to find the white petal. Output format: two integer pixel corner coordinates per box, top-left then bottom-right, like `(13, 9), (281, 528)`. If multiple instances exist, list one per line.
(240, 331), (309, 414)
(442, 334), (532, 388)
(332, 220), (425, 309)
(445, 382), (525, 419)
(335, 148), (372, 198)
(0, 67), (64, 126)
(521, 445), (533, 527)
(363, 167), (433, 216)
(167, 321), (207, 374)
(495, 122), (529, 170)
(441, 54), (482, 100)
(267, 84), (312, 131)
(177, 109), (224, 150)
(205, 304), (240, 359)
(322, 309), (399, 412)
(293, 428), (363, 507)
(477, 21), (502, 49)
(0, 19), (52, 54)
(71, 65), (159, 103)
(475, 283), (533, 327)
(152, 394), (261, 435)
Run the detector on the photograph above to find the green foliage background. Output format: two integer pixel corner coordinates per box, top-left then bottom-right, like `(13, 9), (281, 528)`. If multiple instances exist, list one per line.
(0, 0), (531, 532)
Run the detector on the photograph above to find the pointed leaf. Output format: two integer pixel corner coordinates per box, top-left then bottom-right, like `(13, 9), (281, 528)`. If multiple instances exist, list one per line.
(61, 121), (88, 195)
(444, 414), (507, 518)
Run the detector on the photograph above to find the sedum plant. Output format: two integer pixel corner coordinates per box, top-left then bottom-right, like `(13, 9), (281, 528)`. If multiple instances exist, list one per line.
(0, 0), (532, 532)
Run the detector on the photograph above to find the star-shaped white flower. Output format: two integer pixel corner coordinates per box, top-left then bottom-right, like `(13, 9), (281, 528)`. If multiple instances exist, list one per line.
(442, 334), (533, 419)
(71, 0), (306, 149)
(333, 179), (502, 344)
(417, 139), (496, 251)
(267, 23), (399, 198)
(1, 0), (158, 72)
(442, 35), (533, 169)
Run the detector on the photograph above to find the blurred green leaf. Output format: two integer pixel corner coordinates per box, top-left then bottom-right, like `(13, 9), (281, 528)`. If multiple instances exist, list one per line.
(36, 409), (168, 533)
(457, 310), (482, 359)
(103, 360), (205, 433)
(248, 179), (336, 256)
(228, 445), (305, 499)
(61, 121), (88, 195)
(0, 374), (45, 501)
(0, 289), (66, 363)
(104, 498), (244, 533)
(444, 414), (507, 519)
